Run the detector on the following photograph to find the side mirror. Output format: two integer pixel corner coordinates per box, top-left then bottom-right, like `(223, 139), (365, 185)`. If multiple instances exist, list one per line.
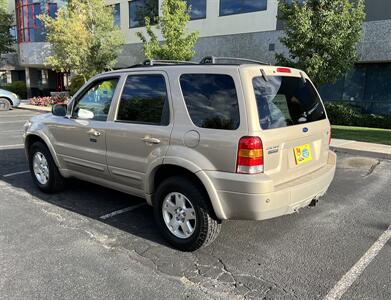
(52, 104), (67, 117)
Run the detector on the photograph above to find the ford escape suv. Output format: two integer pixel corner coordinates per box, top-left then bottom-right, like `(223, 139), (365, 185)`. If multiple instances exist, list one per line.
(24, 57), (336, 251)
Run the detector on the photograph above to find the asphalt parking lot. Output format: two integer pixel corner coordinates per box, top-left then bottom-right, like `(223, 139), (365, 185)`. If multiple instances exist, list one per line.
(0, 109), (390, 299)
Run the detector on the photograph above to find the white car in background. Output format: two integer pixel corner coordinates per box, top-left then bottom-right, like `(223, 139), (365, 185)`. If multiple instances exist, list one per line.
(0, 88), (21, 111)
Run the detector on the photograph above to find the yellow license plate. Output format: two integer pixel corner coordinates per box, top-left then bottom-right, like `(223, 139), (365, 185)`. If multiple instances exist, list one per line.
(294, 144), (312, 165)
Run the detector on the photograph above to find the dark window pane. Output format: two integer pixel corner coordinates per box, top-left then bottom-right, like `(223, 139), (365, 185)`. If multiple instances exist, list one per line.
(73, 79), (119, 121)
(113, 3), (121, 27)
(129, 0), (158, 28)
(220, 0), (267, 16)
(253, 76), (326, 130)
(186, 0), (206, 20)
(180, 74), (240, 130)
(48, 3), (57, 18)
(117, 75), (170, 125)
(364, 64), (391, 102)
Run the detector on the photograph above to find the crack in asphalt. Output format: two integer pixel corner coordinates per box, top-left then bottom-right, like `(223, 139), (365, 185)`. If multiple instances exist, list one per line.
(0, 180), (298, 299)
(363, 160), (381, 177)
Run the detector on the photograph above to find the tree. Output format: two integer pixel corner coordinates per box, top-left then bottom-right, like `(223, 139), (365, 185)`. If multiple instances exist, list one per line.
(0, 1), (15, 58)
(40, 0), (124, 81)
(137, 0), (199, 61)
(276, 0), (365, 85)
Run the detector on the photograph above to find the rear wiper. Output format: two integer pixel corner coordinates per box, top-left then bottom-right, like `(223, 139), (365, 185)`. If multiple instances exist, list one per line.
(303, 103), (320, 117)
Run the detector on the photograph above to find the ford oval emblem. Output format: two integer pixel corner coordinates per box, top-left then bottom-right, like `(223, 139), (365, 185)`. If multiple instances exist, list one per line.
(303, 127), (309, 133)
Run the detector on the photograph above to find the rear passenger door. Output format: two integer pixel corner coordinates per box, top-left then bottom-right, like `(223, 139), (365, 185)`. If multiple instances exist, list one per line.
(106, 72), (172, 196)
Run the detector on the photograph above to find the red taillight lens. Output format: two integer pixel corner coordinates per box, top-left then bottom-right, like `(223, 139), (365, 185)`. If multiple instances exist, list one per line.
(276, 67), (292, 73)
(237, 137), (264, 174)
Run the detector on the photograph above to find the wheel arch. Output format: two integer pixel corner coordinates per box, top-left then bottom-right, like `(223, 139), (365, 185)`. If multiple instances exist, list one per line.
(0, 97), (13, 107)
(148, 163), (226, 220)
(25, 133), (61, 168)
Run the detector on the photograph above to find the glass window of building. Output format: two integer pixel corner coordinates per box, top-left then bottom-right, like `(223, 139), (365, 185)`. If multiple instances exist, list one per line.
(16, 0), (58, 43)
(128, 0), (158, 28)
(112, 3), (121, 27)
(186, 0), (206, 20)
(220, 0), (267, 16)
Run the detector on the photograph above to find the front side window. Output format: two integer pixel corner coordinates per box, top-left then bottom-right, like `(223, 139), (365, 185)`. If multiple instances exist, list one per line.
(129, 0), (158, 28)
(117, 75), (170, 125)
(220, 0), (267, 16)
(186, 0), (207, 20)
(253, 76), (326, 130)
(73, 78), (119, 121)
(180, 74), (240, 130)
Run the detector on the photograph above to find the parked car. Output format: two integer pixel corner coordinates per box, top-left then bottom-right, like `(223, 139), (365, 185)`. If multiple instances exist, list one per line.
(23, 57), (336, 251)
(0, 88), (21, 110)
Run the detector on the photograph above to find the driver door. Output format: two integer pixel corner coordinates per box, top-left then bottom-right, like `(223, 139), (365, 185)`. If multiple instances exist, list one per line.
(49, 76), (120, 179)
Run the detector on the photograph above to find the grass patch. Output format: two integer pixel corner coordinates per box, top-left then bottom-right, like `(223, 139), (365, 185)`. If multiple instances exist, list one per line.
(332, 125), (391, 145)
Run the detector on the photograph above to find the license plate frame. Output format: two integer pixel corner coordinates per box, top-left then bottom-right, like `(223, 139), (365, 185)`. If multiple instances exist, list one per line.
(294, 144), (312, 165)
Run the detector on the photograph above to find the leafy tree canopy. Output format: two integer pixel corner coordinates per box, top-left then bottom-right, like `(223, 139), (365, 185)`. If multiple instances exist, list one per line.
(40, 0), (124, 81)
(276, 0), (365, 85)
(137, 0), (199, 61)
(0, 0), (15, 57)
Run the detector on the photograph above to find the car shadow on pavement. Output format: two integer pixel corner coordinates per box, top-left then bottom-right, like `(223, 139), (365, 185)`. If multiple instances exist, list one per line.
(0, 148), (169, 248)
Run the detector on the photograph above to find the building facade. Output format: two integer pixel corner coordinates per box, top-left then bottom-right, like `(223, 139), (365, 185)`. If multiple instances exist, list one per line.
(1, 0), (391, 114)
(0, 0), (67, 97)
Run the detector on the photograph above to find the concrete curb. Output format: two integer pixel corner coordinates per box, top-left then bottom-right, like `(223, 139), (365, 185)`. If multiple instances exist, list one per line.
(16, 105), (51, 113)
(331, 139), (391, 160)
(331, 146), (391, 160)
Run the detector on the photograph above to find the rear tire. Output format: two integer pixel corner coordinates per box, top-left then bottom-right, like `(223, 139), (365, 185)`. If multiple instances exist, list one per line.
(28, 141), (65, 193)
(0, 98), (11, 111)
(154, 176), (221, 251)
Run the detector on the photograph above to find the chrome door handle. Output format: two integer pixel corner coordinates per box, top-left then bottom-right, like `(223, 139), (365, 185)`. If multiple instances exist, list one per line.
(142, 136), (161, 144)
(88, 129), (102, 137)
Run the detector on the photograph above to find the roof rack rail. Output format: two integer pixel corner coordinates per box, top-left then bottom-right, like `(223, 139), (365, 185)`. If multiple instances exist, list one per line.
(143, 59), (199, 66)
(200, 56), (270, 66)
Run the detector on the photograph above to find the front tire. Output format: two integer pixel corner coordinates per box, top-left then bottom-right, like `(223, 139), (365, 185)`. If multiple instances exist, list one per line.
(154, 176), (221, 251)
(28, 141), (65, 193)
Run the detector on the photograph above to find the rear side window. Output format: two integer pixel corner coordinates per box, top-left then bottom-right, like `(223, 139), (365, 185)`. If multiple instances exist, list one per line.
(253, 76), (326, 130)
(117, 75), (170, 125)
(180, 74), (240, 130)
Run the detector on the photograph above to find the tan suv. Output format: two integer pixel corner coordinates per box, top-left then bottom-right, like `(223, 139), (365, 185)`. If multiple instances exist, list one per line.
(24, 57), (336, 251)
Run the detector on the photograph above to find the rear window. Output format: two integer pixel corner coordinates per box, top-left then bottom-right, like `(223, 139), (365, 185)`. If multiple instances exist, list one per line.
(180, 74), (240, 130)
(253, 76), (326, 130)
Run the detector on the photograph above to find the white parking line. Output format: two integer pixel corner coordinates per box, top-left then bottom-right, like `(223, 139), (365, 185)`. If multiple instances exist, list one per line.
(0, 130), (23, 133)
(0, 114), (37, 117)
(0, 121), (26, 124)
(3, 170), (30, 178)
(100, 203), (147, 220)
(0, 144), (24, 150)
(324, 225), (391, 300)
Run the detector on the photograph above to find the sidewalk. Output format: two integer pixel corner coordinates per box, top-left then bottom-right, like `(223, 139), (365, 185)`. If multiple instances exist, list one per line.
(331, 139), (391, 160)
(17, 103), (52, 113)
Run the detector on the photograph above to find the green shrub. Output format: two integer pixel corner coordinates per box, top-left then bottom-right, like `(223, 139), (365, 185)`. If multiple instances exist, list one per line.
(69, 75), (86, 96)
(1, 81), (27, 99)
(324, 102), (391, 129)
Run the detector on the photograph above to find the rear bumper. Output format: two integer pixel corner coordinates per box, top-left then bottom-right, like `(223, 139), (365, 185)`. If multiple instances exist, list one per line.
(205, 150), (337, 220)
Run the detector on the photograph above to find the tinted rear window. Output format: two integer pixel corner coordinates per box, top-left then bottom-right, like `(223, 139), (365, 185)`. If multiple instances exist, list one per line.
(180, 74), (240, 130)
(253, 76), (326, 130)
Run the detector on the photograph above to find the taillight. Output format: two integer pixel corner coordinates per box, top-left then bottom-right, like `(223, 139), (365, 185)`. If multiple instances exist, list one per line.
(328, 127), (332, 145)
(276, 67), (292, 73)
(237, 137), (264, 174)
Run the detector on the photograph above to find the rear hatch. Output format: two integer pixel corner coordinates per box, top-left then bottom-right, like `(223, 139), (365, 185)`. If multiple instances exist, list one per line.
(241, 67), (331, 186)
